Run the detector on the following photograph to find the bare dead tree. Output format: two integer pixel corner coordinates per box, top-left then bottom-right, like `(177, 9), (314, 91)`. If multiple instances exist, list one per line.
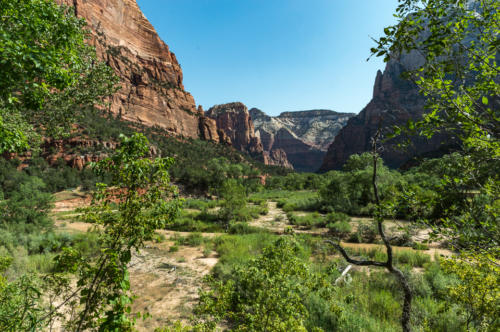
(326, 128), (413, 332)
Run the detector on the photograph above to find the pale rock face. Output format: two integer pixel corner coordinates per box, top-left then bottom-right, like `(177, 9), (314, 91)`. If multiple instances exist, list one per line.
(250, 109), (354, 172)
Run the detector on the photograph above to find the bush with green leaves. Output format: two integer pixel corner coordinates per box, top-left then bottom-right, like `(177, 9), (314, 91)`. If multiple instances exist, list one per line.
(0, 0), (117, 153)
(319, 153), (403, 216)
(287, 212), (326, 229)
(327, 221), (352, 238)
(228, 222), (267, 235)
(347, 222), (378, 244)
(52, 133), (181, 330)
(196, 237), (340, 331)
(218, 179), (248, 229)
(276, 191), (320, 213)
(265, 172), (324, 191)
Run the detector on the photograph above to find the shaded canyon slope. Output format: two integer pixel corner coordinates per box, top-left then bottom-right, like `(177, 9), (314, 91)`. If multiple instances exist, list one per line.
(319, 52), (456, 172)
(250, 109), (354, 172)
(57, 0), (222, 140)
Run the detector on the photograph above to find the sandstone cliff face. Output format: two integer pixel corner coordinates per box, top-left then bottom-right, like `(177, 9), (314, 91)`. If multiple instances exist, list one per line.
(320, 53), (453, 171)
(57, 0), (205, 138)
(207, 103), (262, 154)
(263, 149), (293, 169)
(250, 109), (354, 172)
(206, 102), (292, 168)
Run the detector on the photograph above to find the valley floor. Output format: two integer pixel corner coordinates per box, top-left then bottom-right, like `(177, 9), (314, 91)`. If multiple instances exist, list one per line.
(51, 189), (452, 331)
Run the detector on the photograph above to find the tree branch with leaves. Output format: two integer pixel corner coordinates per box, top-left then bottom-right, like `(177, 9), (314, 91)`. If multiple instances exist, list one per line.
(327, 129), (413, 332)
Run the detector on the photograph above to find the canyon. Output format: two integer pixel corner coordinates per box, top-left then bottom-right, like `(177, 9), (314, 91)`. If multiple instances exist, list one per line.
(52, 0), (312, 169)
(55, 0), (454, 173)
(206, 102), (292, 169)
(250, 109), (354, 172)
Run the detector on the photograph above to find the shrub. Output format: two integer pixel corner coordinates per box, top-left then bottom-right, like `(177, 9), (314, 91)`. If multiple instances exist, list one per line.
(389, 231), (413, 247)
(175, 233), (205, 247)
(327, 220), (352, 238)
(348, 223), (378, 243)
(228, 223), (266, 235)
(197, 238), (338, 331)
(211, 233), (276, 279)
(412, 242), (429, 250)
(325, 211), (351, 224)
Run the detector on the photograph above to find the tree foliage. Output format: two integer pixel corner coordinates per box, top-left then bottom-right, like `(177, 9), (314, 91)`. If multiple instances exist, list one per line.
(0, 134), (180, 331)
(372, 0), (499, 257)
(196, 237), (338, 331)
(441, 253), (499, 331)
(54, 133), (181, 330)
(0, 0), (118, 152)
(370, 1), (500, 329)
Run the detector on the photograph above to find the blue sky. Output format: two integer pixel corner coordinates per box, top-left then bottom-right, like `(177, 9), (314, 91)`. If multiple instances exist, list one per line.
(137, 0), (399, 116)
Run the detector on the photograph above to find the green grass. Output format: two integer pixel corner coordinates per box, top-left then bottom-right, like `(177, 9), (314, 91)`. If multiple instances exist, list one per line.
(275, 191), (320, 212)
(183, 198), (219, 210)
(171, 232), (209, 247)
(167, 210), (222, 232)
(346, 247), (431, 268)
(286, 212), (326, 228)
(212, 233), (277, 279)
(228, 222), (269, 234)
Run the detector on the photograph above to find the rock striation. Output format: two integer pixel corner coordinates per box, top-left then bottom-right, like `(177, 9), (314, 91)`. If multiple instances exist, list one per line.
(57, 0), (205, 138)
(207, 103), (263, 154)
(206, 102), (293, 168)
(319, 52), (455, 171)
(250, 109), (354, 172)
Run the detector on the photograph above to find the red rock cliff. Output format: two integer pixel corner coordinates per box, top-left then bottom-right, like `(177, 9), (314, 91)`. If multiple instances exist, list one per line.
(57, 0), (208, 139)
(206, 102), (293, 168)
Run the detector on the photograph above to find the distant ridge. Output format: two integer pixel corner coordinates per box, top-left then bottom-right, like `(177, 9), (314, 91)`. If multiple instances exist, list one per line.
(250, 108), (354, 172)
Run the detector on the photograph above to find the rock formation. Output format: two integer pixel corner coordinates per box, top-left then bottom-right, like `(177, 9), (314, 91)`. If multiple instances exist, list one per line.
(206, 102), (293, 168)
(263, 149), (293, 169)
(250, 109), (354, 172)
(57, 0), (205, 138)
(319, 52), (455, 171)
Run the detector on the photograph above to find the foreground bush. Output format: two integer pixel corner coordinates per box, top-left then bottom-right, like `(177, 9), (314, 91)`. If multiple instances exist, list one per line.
(196, 237), (340, 331)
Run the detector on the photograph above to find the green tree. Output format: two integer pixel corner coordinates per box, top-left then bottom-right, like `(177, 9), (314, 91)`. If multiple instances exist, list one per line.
(0, 256), (46, 331)
(0, 176), (53, 234)
(196, 237), (338, 331)
(367, 1), (500, 330)
(0, 134), (180, 331)
(218, 179), (247, 230)
(327, 132), (414, 332)
(441, 253), (499, 331)
(372, 0), (499, 256)
(0, 0), (118, 152)
(55, 133), (181, 330)
(374, 0), (499, 150)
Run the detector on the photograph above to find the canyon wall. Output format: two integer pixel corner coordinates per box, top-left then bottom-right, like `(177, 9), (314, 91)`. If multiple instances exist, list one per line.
(250, 109), (354, 172)
(57, 0), (214, 139)
(320, 52), (455, 172)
